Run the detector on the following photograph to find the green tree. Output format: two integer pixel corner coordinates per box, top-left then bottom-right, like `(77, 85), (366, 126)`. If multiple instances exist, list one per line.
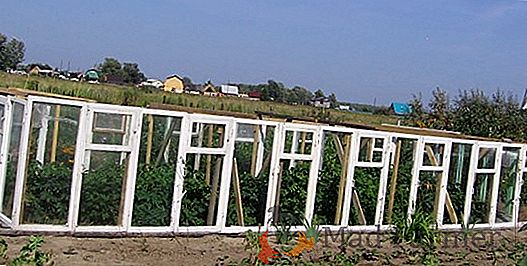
(98, 57), (123, 77)
(328, 92), (338, 108)
(122, 62), (146, 84)
(314, 89), (325, 98)
(98, 57), (146, 84)
(0, 33), (25, 70)
(428, 87), (451, 130)
(182, 76), (193, 87)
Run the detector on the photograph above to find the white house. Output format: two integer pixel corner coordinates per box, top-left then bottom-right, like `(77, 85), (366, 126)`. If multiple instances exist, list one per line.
(220, 84), (239, 96)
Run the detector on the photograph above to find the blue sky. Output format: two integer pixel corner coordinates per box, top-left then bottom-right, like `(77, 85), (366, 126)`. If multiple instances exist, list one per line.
(1, 0), (526, 104)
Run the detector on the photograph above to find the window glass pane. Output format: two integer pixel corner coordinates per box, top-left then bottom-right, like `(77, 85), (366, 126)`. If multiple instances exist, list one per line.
(2, 102), (25, 218)
(496, 148), (519, 223)
(423, 143), (444, 166)
(22, 103), (80, 225)
(478, 148), (496, 169)
(92, 112), (131, 145)
(190, 123), (225, 148)
(79, 151), (128, 226)
(179, 154), (224, 226)
(314, 132), (352, 225)
(443, 143), (471, 224)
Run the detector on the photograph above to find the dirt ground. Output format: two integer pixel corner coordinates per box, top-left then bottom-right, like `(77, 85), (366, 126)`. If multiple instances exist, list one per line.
(1, 229), (526, 265)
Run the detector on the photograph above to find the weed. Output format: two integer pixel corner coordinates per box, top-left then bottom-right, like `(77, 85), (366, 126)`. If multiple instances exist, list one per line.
(10, 236), (51, 266)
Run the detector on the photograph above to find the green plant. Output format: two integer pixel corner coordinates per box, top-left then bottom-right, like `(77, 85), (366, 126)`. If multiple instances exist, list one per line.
(10, 236), (51, 266)
(390, 210), (440, 249)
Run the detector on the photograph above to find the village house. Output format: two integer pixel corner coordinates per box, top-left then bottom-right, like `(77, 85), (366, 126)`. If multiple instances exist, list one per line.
(248, 91), (261, 101)
(310, 97), (331, 108)
(202, 82), (219, 97)
(220, 84), (239, 97)
(163, 75), (185, 93)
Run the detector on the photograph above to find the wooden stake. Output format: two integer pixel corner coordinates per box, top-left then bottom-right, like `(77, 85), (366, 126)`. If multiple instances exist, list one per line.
(232, 158), (244, 226)
(205, 125), (213, 184)
(50, 105), (61, 163)
(145, 114), (154, 165)
(366, 138), (374, 162)
(273, 162), (284, 223)
(207, 157), (222, 225)
(334, 135), (351, 224)
(250, 125), (260, 176)
(352, 189), (366, 225)
(445, 191), (458, 224)
(300, 132), (307, 154)
(331, 134), (345, 164)
(154, 119), (176, 167)
(386, 139), (402, 223)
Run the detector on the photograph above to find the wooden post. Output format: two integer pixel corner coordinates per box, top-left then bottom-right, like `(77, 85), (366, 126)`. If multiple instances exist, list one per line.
(154, 119), (176, 167)
(50, 105), (61, 163)
(445, 191), (458, 224)
(207, 157), (222, 225)
(386, 139), (402, 223)
(331, 134), (345, 164)
(366, 138), (374, 162)
(352, 189), (367, 225)
(250, 125), (260, 176)
(205, 125), (214, 184)
(232, 158), (244, 226)
(145, 114), (154, 165)
(273, 162), (284, 223)
(334, 134), (351, 224)
(194, 123), (204, 170)
(300, 132), (307, 154)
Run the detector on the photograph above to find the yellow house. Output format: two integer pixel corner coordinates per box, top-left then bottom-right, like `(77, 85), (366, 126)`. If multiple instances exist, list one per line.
(202, 82), (219, 97)
(163, 75), (184, 93)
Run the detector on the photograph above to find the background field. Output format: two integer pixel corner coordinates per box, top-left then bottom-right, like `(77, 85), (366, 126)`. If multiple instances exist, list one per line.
(0, 72), (399, 125)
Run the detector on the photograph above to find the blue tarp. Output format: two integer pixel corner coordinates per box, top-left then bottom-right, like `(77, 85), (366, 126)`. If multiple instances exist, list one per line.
(391, 102), (411, 115)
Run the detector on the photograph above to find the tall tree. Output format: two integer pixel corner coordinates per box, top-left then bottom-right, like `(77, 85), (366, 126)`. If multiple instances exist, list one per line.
(428, 87), (451, 130)
(0, 33), (25, 70)
(328, 93), (338, 107)
(98, 58), (123, 76)
(98, 57), (146, 84)
(314, 89), (325, 98)
(122, 63), (146, 84)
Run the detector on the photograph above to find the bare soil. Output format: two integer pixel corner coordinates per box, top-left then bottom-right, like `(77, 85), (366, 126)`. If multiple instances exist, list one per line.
(1, 229), (526, 265)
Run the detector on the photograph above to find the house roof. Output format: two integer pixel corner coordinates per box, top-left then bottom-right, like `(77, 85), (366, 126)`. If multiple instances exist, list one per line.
(390, 102), (411, 115)
(166, 74), (183, 81)
(85, 69), (99, 79)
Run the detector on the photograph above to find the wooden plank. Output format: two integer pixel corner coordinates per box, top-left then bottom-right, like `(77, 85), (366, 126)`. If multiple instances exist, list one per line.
(232, 158), (244, 226)
(3, 87), (97, 102)
(386, 139), (402, 223)
(205, 125), (214, 184)
(331, 134), (345, 164)
(149, 103), (257, 120)
(154, 119), (176, 167)
(352, 189), (366, 225)
(207, 157), (222, 225)
(445, 191), (458, 224)
(366, 138), (374, 162)
(250, 125), (259, 176)
(145, 114), (154, 165)
(299, 132), (307, 154)
(273, 162), (284, 223)
(50, 105), (61, 163)
(334, 134), (351, 224)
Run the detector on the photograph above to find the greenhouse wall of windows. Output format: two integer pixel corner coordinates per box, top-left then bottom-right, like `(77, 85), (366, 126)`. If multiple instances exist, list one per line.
(0, 94), (526, 235)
